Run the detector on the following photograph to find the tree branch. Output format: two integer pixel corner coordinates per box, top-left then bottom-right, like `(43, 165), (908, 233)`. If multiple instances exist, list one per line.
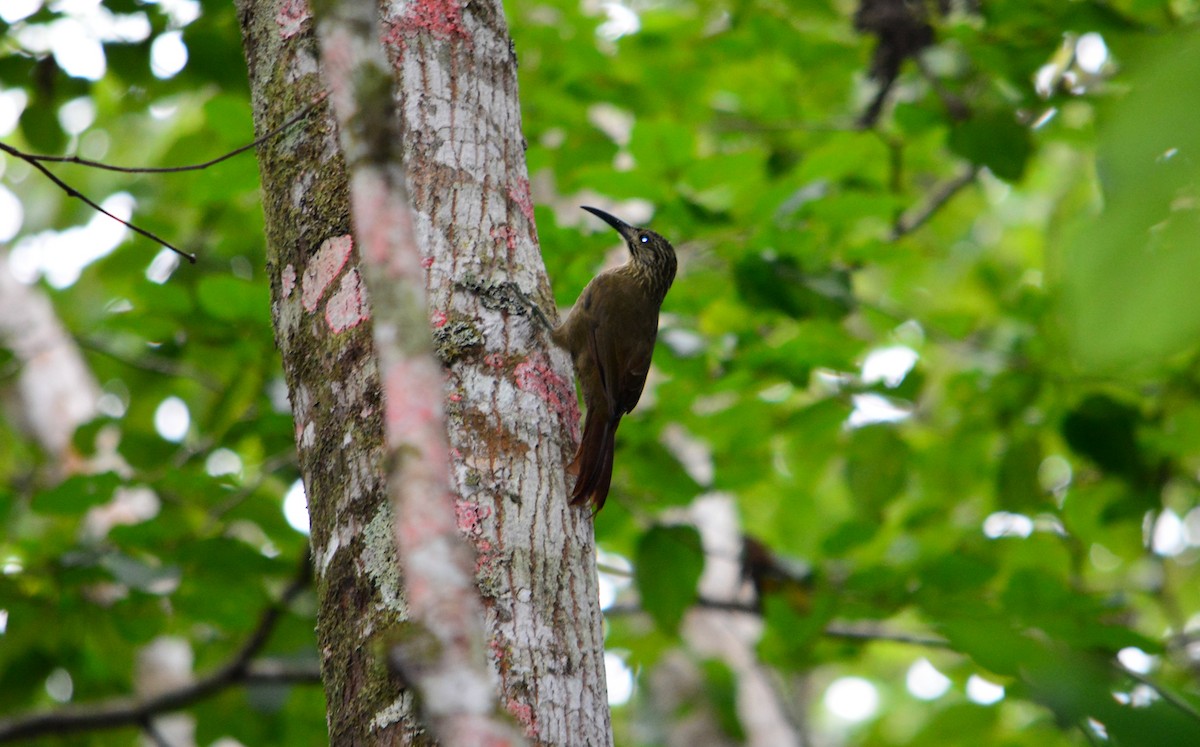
(0, 91), (327, 265)
(0, 140), (195, 263)
(891, 166), (979, 239)
(309, 0), (524, 742)
(1116, 662), (1200, 726)
(822, 623), (950, 649)
(607, 597), (952, 648)
(0, 553), (313, 743)
(18, 93), (326, 174)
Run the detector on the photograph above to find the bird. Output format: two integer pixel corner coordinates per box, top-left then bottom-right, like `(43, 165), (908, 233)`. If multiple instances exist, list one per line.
(549, 206), (677, 512)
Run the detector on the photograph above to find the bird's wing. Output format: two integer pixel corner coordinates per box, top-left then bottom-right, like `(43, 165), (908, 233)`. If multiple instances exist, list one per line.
(615, 335), (653, 415)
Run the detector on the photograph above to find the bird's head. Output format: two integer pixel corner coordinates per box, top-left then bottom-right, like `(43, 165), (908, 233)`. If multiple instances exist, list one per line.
(581, 205), (677, 294)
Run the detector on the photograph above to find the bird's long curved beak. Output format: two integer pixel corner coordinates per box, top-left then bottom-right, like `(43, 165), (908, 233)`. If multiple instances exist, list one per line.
(581, 205), (636, 242)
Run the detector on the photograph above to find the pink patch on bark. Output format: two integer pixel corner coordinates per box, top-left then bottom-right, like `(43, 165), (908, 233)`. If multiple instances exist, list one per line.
(515, 354), (581, 440)
(484, 352), (506, 369)
(490, 224), (519, 252)
(508, 179), (536, 225)
(384, 358), (442, 440)
(474, 538), (499, 576)
(275, 0), (310, 39)
(488, 637), (505, 661)
(281, 264), (297, 298)
(421, 256), (435, 269)
(325, 269), (369, 333)
(431, 310), (447, 328)
(448, 392), (462, 402)
(506, 699), (539, 738)
(302, 234), (354, 311)
(390, 0), (471, 42)
(455, 499), (492, 536)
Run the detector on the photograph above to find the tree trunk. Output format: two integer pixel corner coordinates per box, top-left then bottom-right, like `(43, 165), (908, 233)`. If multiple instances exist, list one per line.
(236, 0), (610, 743)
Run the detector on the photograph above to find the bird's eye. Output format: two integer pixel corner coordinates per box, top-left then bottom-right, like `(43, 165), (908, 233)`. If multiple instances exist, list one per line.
(639, 235), (649, 244)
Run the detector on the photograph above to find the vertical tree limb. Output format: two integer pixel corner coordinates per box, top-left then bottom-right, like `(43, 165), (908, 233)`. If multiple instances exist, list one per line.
(238, 0), (610, 739)
(308, 0), (523, 742)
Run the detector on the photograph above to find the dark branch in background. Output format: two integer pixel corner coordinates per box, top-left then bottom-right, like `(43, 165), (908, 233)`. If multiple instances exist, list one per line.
(1116, 662), (1200, 726)
(612, 597), (1200, 729)
(915, 56), (970, 121)
(854, 0), (939, 128)
(891, 165), (979, 239)
(0, 551), (315, 744)
(140, 718), (174, 747)
(604, 597), (951, 648)
(76, 335), (225, 391)
(244, 659), (322, 685)
(205, 449), (300, 527)
(0, 92), (327, 265)
(853, 0), (979, 128)
(822, 624), (950, 649)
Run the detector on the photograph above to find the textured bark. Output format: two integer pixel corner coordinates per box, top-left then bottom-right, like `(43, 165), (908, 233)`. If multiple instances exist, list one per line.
(309, 0), (523, 742)
(236, 0), (610, 743)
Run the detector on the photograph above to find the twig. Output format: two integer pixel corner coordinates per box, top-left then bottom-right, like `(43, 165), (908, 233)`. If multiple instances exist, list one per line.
(23, 93), (327, 174)
(915, 56), (970, 122)
(606, 597), (951, 649)
(76, 335), (224, 391)
(0, 552), (313, 743)
(244, 659), (322, 685)
(891, 166), (979, 239)
(0, 140), (195, 263)
(0, 91), (328, 265)
(823, 624), (950, 649)
(1115, 662), (1200, 726)
(205, 449), (300, 527)
(140, 717), (174, 747)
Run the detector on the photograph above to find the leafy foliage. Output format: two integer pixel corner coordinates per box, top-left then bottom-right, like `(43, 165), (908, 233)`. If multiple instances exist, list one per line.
(2, 0), (1200, 745)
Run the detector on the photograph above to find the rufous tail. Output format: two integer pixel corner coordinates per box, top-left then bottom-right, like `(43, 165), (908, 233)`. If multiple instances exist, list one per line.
(568, 408), (619, 513)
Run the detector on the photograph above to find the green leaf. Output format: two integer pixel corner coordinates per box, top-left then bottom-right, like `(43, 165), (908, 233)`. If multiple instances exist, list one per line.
(734, 253), (852, 321)
(99, 552), (181, 593)
(996, 437), (1044, 510)
(1061, 394), (1144, 481)
(845, 425), (909, 515)
(757, 588), (836, 670)
(939, 616), (1042, 677)
(20, 99), (67, 154)
(634, 524), (704, 634)
(196, 275), (270, 323)
(32, 473), (121, 515)
(947, 111), (1032, 181)
(698, 659), (745, 741)
(821, 519), (878, 555)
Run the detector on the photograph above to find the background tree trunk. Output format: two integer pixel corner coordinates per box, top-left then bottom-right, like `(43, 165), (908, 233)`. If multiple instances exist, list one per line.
(236, 0), (610, 743)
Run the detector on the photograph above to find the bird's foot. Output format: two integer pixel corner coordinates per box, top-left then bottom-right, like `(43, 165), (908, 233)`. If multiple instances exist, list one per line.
(509, 284), (555, 333)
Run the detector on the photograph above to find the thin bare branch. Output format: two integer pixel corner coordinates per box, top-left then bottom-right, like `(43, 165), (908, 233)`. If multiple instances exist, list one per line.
(1116, 662), (1200, 726)
(0, 140), (195, 263)
(0, 552), (313, 743)
(75, 335), (224, 391)
(822, 624), (950, 649)
(139, 718), (175, 747)
(0, 91), (327, 265)
(244, 659), (323, 685)
(22, 93), (327, 174)
(891, 166), (979, 239)
(606, 598), (951, 648)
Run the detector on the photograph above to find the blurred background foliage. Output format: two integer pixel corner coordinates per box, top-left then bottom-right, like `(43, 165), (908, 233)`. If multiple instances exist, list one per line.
(2, 0), (1200, 744)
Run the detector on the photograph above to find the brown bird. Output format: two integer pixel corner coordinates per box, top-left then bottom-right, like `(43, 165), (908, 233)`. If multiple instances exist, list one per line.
(549, 206), (677, 512)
